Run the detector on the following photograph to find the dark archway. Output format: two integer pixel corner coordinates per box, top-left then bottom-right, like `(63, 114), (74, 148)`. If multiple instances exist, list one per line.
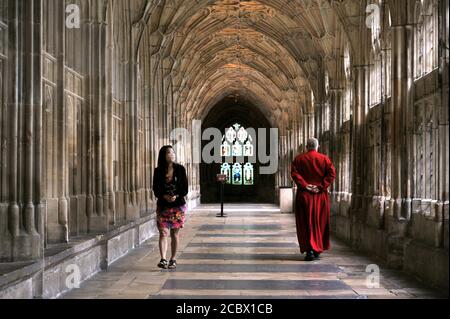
(200, 96), (276, 204)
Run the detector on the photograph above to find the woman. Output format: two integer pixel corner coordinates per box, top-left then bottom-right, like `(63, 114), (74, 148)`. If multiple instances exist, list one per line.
(153, 145), (188, 270)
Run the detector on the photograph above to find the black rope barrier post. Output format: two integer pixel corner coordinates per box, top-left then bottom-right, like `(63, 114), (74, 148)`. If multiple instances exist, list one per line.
(216, 174), (227, 218)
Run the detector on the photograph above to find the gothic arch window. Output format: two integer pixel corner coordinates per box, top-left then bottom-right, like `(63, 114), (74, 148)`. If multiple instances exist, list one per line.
(343, 44), (352, 122)
(368, 0), (382, 53)
(344, 45), (351, 80)
(368, 0), (382, 108)
(369, 51), (382, 107)
(220, 123), (254, 186)
(65, 0), (84, 72)
(385, 7), (392, 97)
(424, 0), (438, 73)
(367, 2), (392, 107)
(343, 85), (352, 122)
(415, 1), (425, 78)
(323, 102), (330, 132)
(323, 72), (330, 131)
(414, 0), (438, 79)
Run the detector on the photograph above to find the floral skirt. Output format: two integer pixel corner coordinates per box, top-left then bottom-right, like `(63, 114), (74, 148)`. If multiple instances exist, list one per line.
(156, 204), (187, 230)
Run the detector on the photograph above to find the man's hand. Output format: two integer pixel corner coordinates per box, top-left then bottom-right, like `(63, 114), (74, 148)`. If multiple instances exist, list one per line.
(306, 185), (320, 194)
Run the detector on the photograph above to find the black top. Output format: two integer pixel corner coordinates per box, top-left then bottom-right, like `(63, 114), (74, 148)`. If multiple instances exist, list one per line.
(152, 163), (188, 208)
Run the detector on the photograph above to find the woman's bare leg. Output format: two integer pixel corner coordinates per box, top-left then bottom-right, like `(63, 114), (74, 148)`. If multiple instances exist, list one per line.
(170, 228), (180, 260)
(159, 228), (169, 260)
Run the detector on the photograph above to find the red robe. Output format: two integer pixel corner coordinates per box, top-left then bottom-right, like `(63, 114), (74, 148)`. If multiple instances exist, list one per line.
(291, 150), (336, 254)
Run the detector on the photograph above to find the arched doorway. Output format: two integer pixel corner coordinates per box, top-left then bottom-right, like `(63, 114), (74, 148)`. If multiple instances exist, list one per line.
(200, 97), (276, 203)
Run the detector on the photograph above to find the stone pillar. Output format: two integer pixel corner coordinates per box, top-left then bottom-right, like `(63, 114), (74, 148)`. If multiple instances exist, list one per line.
(87, 3), (108, 233)
(303, 112), (314, 144)
(350, 65), (368, 213)
(130, 60), (138, 210)
(6, 0), (20, 253)
(385, 0), (415, 267)
(124, 21), (142, 220)
(2, 0), (42, 261)
(23, 0), (41, 242)
(55, 0), (69, 243)
(438, 0), (449, 247)
(279, 133), (287, 188)
(105, 8), (116, 227)
(390, 17), (414, 223)
(314, 102), (323, 138)
(33, 0), (45, 246)
(330, 89), (343, 193)
(0, 5), (8, 260)
(100, 16), (113, 227)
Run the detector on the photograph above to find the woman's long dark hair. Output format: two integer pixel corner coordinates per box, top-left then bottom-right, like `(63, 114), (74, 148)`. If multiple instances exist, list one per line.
(157, 145), (174, 172)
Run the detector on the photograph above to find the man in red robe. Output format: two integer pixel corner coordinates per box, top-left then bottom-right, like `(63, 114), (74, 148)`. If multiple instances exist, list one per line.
(291, 138), (336, 261)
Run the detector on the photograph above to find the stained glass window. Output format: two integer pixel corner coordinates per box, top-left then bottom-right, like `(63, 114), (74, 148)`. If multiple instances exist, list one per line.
(232, 141), (242, 157)
(243, 163), (254, 185)
(232, 163), (243, 185)
(221, 138), (231, 157)
(220, 123), (254, 185)
(221, 163), (231, 184)
(243, 141), (253, 157)
(414, 0), (438, 79)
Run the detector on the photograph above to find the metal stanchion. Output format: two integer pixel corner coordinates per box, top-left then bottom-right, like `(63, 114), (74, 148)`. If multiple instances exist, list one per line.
(216, 174), (227, 218)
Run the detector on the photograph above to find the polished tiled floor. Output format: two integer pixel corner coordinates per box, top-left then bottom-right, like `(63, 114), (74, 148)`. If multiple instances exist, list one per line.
(60, 204), (445, 299)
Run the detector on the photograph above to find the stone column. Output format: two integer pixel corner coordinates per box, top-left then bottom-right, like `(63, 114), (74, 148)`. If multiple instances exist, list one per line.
(438, 0), (449, 247)
(4, 0), (41, 261)
(55, 0), (69, 243)
(100, 15), (112, 227)
(351, 65), (365, 211)
(330, 88), (343, 193)
(130, 60), (138, 210)
(287, 128), (293, 186)
(105, 7), (116, 227)
(0, 3), (8, 260)
(390, 14), (414, 222)
(303, 111), (314, 144)
(33, 0), (45, 245)
(87, 2), (108, 232)
(279, 132), (287, 187)
(23, 0), (41, 242)
(385, 0), (415, 267)
(124, 20), (142, 221)
(314, 102), (322, 138)
(7, 0), (20, 246)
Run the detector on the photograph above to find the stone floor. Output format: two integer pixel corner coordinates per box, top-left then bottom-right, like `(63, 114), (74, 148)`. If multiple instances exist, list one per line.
(60, 204), (446, 299)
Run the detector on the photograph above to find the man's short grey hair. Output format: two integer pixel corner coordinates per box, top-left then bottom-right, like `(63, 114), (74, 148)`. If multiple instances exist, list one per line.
(306, 138), (319, 150)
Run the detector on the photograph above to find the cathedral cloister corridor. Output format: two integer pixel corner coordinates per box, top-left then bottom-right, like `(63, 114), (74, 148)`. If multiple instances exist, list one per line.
(0, 0), (449, 300)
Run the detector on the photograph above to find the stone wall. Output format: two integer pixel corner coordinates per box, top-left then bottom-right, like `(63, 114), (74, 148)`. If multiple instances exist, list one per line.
(0, 214), (157, 299)
(0, 0), (202, 263)
(322, 0), (449, 292)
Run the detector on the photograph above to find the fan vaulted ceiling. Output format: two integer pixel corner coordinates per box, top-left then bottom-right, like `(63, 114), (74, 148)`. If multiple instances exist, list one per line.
(113, 0), (362, 128)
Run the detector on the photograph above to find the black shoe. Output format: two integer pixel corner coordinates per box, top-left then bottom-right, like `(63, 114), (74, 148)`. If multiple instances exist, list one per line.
(168, 259), (177, 270)
(157, 259), (168, 269)
(304, 251), (314, 262)
(313, 251), (321, 259)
